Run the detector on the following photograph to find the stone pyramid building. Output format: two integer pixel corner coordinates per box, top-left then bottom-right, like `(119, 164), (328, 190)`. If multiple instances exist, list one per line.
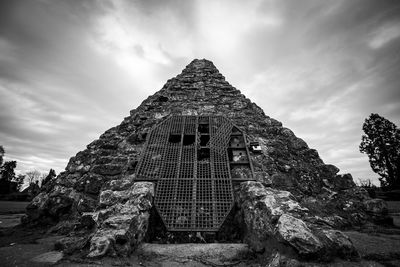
(26, 59), (389, 261)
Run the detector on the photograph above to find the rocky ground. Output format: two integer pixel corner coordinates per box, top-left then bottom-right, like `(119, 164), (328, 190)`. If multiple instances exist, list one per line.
(0, 199), (399, 266)
(1, 227), (400, 266)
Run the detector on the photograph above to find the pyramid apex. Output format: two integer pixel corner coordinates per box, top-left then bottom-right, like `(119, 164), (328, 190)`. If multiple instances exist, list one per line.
(186, 58), (217, 70)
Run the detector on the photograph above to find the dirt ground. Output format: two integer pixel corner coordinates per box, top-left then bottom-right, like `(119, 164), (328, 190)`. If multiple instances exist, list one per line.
(1, 201), (400, 266)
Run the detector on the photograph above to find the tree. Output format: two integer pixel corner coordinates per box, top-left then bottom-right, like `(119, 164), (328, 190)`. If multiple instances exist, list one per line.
(25, 170), (42, 185)
(0, 145), (4, 167)
(14, 174), (25, 192)
(0, 160), (17, 194)
(0, 146), (22, 193)
(360, 113), (400, 189)
(1, 161), (17, 182)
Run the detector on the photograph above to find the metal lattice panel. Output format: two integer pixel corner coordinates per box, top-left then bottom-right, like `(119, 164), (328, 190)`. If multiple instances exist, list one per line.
(136, 115), (254, 231)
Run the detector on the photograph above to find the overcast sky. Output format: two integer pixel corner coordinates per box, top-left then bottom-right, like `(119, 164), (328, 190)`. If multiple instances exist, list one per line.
(1, 0), (400, 184)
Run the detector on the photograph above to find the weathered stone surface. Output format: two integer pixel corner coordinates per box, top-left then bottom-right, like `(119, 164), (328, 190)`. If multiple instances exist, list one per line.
(239, 182), (308, 221)
(74, 173), (104, 195)
(49, 220), (77, 235)
(25, 192), (49, 221)
(237, 181), (357, 260)
(87, 181), (154, 257)
(277, 214), (323, 256)
(104, 175), (135, 191)
(55, 235), (91, 254)
(26, 185), (82, 222)
(320, 229), (358, 258)
(300, 185), (377, 227)
(87, 233), (113, 258)
(92, 163), (123, 176)
(76, 194), (97, 213)
(80, 212), (98, 228)
(265, 252), (304, 267)
(237, 181), (307, 253)
(99, 189), (131, 208)
(332, 173), (356, 190)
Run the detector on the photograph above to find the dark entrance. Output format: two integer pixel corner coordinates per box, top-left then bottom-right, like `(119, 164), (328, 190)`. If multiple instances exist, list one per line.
(136, 115), (254, 232)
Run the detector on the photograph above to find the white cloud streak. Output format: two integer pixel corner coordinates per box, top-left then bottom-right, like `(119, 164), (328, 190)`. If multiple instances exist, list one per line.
(369, 21), (400, 49)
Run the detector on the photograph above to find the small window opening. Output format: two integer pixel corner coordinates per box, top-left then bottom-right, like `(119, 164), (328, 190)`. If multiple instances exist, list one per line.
(168, 134), (181, 143)
(199, 117), (209, 124)
(232, 126), (240, 133)
(198, 148), (210, 161)
(233, 150), (247, 162)
(200, 135), (210, 146)
(198, 124), (209, 133)
(183, 135), (195, 146)
(228, 150), (248, 162)
(230, 136), (244, 147)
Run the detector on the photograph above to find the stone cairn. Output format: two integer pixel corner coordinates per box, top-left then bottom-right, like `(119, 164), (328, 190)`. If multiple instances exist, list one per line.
(24, 59), (390, 263)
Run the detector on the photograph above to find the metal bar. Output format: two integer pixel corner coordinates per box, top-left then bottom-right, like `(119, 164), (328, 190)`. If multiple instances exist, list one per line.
(174, 116), (185, 201)
(244, 133), (256, 180)
(191, 116), (198, 229)
(208, 116), (217, 228)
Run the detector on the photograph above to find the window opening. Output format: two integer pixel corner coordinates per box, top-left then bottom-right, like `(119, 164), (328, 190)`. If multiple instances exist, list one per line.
(228, 149), (248, 162)
(198, 124), (209, 133)
(198, 148), (210, 161)
(183, 135), (195, 146)
(230, 136), (244, 147)
(198, 116), (209, 124)
(168, 134), (181, 144)
(200, 135), (210, 146)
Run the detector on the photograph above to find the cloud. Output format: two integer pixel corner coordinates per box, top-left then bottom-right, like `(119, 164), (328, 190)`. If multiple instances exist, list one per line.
(369, 21), (400, 49)
(91, 0), (195, 63)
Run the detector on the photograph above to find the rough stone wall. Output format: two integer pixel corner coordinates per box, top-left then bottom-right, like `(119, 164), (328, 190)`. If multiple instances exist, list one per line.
(25, 59), (390, 257)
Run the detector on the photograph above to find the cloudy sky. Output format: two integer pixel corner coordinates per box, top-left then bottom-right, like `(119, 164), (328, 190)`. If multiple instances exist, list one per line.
(1, 0), (399, 184)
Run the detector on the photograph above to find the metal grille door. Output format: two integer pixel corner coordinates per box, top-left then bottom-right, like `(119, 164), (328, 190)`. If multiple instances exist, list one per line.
(136, 115), (252, 231)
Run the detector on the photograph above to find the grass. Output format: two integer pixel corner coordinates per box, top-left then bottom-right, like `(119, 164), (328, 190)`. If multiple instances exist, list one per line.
(0, 201), (30, 214)
(386, 201), (400, 213)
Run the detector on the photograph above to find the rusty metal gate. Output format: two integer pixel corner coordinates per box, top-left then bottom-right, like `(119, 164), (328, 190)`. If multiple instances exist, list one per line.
(136, 115), (254, 231)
